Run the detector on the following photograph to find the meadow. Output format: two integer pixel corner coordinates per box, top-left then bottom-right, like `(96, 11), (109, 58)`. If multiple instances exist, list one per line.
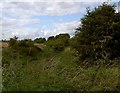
(1, 3), (120, 92)
(2, 42), (119, 91)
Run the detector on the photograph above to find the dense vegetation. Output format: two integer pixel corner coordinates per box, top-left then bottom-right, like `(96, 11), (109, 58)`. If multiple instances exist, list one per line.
(1, 3), (120, 91)
(74, 3), (120, 65)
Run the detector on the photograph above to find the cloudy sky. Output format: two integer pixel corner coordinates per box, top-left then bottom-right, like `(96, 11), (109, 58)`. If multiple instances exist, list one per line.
(0, 0), (119, 40)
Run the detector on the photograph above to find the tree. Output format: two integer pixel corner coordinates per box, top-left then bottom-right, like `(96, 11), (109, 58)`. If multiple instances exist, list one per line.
(18, 39), (34, 47)
(55, 33), (70, 39)
(18, 39), (41, 56)
(47, 36), (54, 41)
(55, 33), (70, 46)
(34, 38), (46, 43)
(46, 33), (70, 52)
(74, 3), (120, 63)
(9, 36), (18, 48)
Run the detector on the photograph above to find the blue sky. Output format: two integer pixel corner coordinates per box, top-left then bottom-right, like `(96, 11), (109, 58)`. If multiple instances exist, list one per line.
(0, 1), (119, 40)
(33, 13), (83, 30)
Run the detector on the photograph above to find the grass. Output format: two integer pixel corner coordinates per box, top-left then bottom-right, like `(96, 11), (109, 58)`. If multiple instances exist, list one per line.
(0, 42), (9, 48)
(2, 46), (119, 91)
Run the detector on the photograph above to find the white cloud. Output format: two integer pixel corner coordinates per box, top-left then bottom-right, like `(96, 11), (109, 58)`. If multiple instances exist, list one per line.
(2, 27), (39, 40)
(1, 0), (119, 2)
(2, 16), (40, 28)
(2, 2), (100, 17)
(54, 21), (81, 36)
(39, 21), (81, 38)
(1, 2), (101, 40)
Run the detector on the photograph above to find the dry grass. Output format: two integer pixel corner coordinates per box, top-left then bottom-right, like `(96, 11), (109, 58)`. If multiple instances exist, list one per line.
(0, 42), (9, 48)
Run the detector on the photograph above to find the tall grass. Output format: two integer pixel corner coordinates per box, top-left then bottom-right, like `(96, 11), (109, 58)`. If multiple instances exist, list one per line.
(2, 47), (119, 91)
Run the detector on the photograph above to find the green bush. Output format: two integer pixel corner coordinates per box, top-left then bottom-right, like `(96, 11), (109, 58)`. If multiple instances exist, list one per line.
(9, 38), (17, 48)
(9, 39), (42, 56)
(46, 33), (70, 52)
(74, 3), (120, 65)
(18, 39), (34, 47)
(34, 38), (46, 43)
(53, 41), (64, 52)
(18, 45), (41, 56)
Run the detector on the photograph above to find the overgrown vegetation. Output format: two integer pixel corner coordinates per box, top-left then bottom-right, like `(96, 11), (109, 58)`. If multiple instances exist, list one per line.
(74, 3), (120, 65)
(45, 33), (70, 52)
(2, 3), (120, 91)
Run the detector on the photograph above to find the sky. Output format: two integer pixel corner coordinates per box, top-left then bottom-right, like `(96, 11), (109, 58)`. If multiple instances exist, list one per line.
(0, 0), (119, 40)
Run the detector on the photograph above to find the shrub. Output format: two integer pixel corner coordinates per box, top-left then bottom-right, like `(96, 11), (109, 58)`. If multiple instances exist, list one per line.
(46, 33), (70, 52)
(74, 3), (120, 64)
(34, 38), (46, 43)
(9, 38), (17, 48)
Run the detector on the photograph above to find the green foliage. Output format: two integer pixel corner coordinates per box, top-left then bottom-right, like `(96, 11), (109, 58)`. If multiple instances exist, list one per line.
(34, 38), (46, 43)
(74, 3), (120, 63)
(9, 36), (18, 48)
(47, 36), (54, 41)
(2, 3), (120, 91)
(9, 38), (42, 56)
(18, 39), (34, 47)
(18, 39), (41, 56)
(52, 40), (64, 51)
(46, 33), (70, 52)
(2, 47), (119, 91)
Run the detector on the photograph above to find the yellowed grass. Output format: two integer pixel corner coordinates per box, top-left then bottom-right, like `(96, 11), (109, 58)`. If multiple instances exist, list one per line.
(0, 42), (9, 48)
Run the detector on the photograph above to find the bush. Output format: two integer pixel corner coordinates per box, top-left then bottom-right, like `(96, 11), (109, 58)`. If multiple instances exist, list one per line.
(9, 39), (42, 56)
(9, 38), (17, 48)
(53, 41), (64, 51)
(19, 46), (41, 56)
(34, 38), (46, 43)
(47, 36), (54, 41)
(74, 3), (120, 64)
(46, 33), (70, 52)
(18, 39), (34, 47)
